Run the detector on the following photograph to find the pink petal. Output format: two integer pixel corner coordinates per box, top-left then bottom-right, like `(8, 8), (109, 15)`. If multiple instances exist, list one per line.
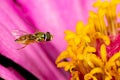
(0, 0), (68, 79)
(0, 65), (24, 80)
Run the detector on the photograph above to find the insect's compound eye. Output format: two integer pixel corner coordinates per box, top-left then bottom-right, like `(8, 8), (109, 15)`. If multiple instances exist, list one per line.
(45, 32), (53, 41)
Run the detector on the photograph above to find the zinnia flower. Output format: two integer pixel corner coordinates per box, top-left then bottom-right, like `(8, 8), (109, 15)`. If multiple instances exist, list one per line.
(56, 0), (120, 80)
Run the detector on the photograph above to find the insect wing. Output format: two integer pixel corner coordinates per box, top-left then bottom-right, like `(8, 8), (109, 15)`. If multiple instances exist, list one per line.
(12, 29), (28, 39)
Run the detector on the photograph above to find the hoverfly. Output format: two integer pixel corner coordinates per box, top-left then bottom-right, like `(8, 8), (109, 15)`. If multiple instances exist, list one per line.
(13, 30), (53, 50)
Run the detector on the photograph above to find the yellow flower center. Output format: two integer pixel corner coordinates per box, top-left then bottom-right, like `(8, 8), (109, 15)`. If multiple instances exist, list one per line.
(56, 0), (120, 80)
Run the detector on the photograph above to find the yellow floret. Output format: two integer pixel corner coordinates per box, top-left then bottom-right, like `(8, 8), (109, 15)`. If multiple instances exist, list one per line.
(56, 0), (120, 80)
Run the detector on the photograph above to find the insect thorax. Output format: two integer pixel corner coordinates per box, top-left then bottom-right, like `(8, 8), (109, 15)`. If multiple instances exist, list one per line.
(34, 32), (45, 41)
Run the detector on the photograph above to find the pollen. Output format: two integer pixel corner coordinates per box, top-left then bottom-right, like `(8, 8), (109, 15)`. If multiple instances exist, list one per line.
(56, 0), (120, 80)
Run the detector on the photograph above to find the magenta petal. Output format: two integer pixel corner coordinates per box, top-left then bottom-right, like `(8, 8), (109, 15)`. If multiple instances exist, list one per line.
(0, 0), (68, 80)
(0, 65), (24, 80)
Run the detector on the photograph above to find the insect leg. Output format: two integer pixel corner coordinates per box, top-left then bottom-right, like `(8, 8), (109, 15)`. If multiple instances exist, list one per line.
(17, 45), (27, 50)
